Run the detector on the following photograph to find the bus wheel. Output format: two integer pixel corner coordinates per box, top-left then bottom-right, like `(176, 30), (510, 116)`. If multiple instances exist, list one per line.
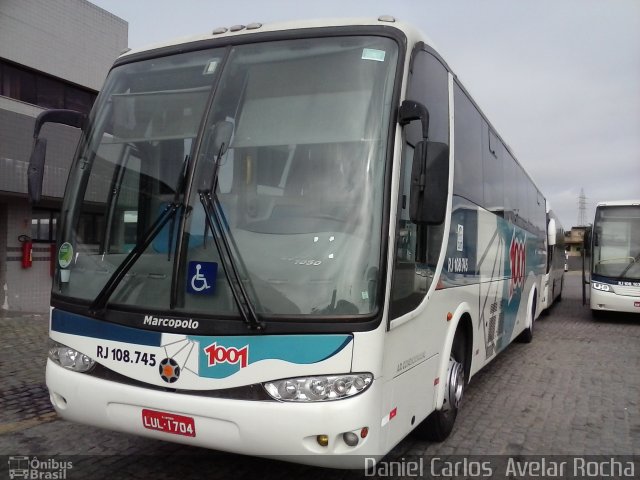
(557, 279), (563, 302)
(517, 300), (535, 343)
(415, 332), (466, 441)
(519, 322), (533, 343)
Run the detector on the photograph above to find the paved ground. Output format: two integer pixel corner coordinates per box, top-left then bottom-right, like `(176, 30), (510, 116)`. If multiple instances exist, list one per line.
(0, 272), (638, 479)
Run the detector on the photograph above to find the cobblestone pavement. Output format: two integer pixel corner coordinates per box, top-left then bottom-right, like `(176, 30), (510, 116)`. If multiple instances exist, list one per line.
(0, 272), (638, 479)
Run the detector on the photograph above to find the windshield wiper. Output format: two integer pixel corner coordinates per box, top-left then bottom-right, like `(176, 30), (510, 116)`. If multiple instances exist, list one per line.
(90, 202), (180, 313)
(199, 190), (264, 331)
(197, 124), (264, 330)
(618, 252), (640, 280)
(166, 155), (190, 261)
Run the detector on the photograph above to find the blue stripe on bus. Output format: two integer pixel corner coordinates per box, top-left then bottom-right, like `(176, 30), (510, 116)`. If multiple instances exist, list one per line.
(51, 309), (162, 347)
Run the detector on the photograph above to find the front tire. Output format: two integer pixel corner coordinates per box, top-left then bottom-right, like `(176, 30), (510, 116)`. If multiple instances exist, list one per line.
(414, 331), (466, 441)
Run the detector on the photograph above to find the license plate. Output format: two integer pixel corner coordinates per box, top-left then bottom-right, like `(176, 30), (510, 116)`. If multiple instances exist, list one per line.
(142, 409), (196, 437)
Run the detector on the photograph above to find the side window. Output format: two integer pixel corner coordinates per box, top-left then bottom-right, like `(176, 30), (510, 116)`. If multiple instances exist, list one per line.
(516, 165), (529, 230)
(527, 180), (537, 232)
(390, 49), (448, 320)
(2, 63), (36, 104)
(537, 191), (546, 237)
(390, 146), (427, 318)
(482, 123), (504, 215)
(31, 209), (59, 243)
(453, 84), (483, 205)
(405, 51), (449, 146)
(503, 151), (518, 224)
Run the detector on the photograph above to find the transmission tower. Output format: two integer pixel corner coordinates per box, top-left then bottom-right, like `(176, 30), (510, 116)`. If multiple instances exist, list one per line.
(577, 188), (587, 226)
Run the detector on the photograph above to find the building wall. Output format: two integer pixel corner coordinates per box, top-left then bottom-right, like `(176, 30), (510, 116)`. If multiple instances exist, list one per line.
(0, 0), (127, 312)
(0, 103), (81, 313)
(0, 203), (7, 309)
(1, 199), (53, 312)
(0, 0), (127, 91)
(565, 227), (587, 257)
(0, 106), (82, 198)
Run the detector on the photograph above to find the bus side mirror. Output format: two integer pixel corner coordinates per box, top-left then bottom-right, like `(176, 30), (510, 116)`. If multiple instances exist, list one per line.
(399, 100), (448, 225)
(409, 141), (449, 225)
(398, 100), (429, 139)
(28, 109), (86, 204)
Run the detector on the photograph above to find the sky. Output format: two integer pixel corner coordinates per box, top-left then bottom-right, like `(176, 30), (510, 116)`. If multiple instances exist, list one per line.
(89, 0), (640, 228)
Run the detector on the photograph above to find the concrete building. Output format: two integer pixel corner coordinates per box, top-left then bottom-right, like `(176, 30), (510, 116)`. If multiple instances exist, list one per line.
(0, 0), (127, 312)
(564, 225), (589, 271)
(564, 226), (588, 257)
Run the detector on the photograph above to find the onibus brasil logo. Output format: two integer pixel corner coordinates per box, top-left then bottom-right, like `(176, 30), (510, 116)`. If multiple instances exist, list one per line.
(8, 456), (72, 479)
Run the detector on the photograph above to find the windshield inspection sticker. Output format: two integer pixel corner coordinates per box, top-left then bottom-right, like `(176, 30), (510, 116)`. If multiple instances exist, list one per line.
(58, 242), (73, 268)
(187, 261), (217, 295)
(203, 59), (219, 75)
(362, 48), (386, 62)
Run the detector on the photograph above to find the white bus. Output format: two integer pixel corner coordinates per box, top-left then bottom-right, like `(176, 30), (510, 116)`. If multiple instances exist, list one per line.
(29, 17), (547, 468)
(540, 205), (564, 313)
(587, 200), (640, 317)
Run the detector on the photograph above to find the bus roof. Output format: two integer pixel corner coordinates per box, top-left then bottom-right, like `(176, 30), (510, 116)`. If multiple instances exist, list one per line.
(596, 200), (640, 208)
(119, 16), (433, 60)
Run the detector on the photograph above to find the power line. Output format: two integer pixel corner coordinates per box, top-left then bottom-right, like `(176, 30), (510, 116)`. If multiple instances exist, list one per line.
(577, 188), (587, 226)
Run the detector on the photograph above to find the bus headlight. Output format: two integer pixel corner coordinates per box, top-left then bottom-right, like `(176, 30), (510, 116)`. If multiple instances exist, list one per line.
(263, 373), (372, 402)
(592, 281), (611, 292)
(48, 340), (95, 372)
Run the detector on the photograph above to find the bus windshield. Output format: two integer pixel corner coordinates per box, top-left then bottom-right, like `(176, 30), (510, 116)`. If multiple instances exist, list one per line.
(592, 205), (640, 281)
(54, 36), (399, 319)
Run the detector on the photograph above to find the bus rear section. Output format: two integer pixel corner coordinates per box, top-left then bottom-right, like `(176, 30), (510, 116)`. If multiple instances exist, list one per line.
(541, 205), (565, 313)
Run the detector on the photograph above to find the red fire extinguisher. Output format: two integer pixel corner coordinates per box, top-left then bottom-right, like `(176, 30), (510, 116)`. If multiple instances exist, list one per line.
(19, 234), (33, 269)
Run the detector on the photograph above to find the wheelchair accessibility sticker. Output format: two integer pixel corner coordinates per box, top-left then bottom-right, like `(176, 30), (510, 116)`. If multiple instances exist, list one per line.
(187, 261), (217, 295)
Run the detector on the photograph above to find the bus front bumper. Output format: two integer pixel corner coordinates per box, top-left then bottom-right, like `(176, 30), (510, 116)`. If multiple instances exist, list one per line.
(46, 360), (385, 468)
(591, 287), (640, 315)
